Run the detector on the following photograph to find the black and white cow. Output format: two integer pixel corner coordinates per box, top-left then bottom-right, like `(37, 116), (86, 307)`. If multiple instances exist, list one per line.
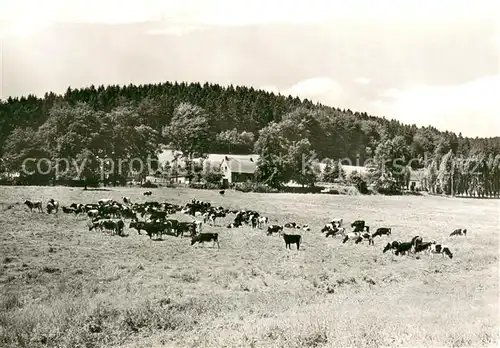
(343, 231), (373, 245)
(331, 218), (343, 228)
(267, 225), (283, 236)
(258, 216), (269, 229)
(46, 199), (59, 214)
(24, 200), (43, 212)
(383, 240), (413, 255)
(430, 241), (453, 259)
(191, 233), (220, 248)
(351, 220), (366, 232)
(450, 228), (467, 237)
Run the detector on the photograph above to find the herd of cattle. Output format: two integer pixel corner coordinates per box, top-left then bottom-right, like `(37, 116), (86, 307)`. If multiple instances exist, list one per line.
(22, 194), (467, 257)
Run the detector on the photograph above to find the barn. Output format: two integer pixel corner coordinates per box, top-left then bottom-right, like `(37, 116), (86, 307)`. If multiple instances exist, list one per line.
(156, 149), (259, 186)
(220, 155), (259, 187)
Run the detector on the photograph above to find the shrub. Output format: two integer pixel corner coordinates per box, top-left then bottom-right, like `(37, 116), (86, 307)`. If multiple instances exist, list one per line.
(202, 171), (223, 185)
(234, 182), (278, 193)
(347, 171), (369, 194)
(141, 180), (158, 188)
(372, 175), (402, 195)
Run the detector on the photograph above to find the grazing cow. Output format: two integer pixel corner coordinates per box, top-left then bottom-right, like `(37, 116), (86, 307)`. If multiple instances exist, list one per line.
(251, 215), (258, 229)
(115, 219), (125, 236)
(47, 199), (59, 213)
(62, 206), (76, 214)
(69, 203), (85, 214)
(149, 210), (168, 221)
(129, 221), (147, 235)
(202, 212), (210, 223)
(302, 224), (311, 232)
(219, 190), (225, 195)
(283, 234), (302, 250)
(89, 220), (104, 232)
(193, 220), (203, 233)
(351, 220), (366, 232)
(450, 228), (467, 237)
(342, 231), (371, 244)
(430, 241), (453, 259)
(122, 197), (132, 204)
(322, 224), (338, 237)
(191, 233), (220, 248)
(177, 222), (196, 237)
(284, 222), (300, 229)
(337, 227), (346, 235)
(383, 242), (395, 253)
(100, 205), (121, 218)
(383, 240), (413, 255)
(46, 202), (57, 214)
(143, 221), (168, 239)
(258, 216), (269, 229)
(410, 235), (423, 252)
(143, 191), (152, 196)
(372, 227), (392, 238)
(267, 225), (283, 236)
(121, 208), (137, 220)
(165, 219), (179, 235)
(354, 232), (374, 245)
(24, 200), (43, 213)
(207, 213), (217, 226)
(100, 219), (123, 236)
(98, 198), (113, 205)
(331, 218), (343, 227)
(321, 224), (333, 233)
(414, 241), (433, 253)
(87, 209), (99, 218)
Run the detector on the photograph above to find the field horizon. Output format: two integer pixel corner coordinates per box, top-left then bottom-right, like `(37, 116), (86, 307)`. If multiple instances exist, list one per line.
(1, 186), (499, 348)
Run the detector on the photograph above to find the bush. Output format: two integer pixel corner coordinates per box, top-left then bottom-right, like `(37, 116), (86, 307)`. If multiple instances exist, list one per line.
(372, 176), (402, 195)
(347, 171), (369, 194)
(203, 171), (223, 185)
(234, 182), (278, 193)
(141, 180), (158, 188)
(189, 182), (207, 189)
(188, 182), (221, 190)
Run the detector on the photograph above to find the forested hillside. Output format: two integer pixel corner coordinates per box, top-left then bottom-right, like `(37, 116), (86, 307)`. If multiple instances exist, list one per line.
(0, 81), (499, 196)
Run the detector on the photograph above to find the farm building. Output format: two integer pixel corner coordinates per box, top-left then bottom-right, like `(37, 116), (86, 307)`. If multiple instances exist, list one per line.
(409, 169), (424, 190)
(316, 162), (369, 178)
(219, 155), (259, 186)
(156, 148), (259, 186)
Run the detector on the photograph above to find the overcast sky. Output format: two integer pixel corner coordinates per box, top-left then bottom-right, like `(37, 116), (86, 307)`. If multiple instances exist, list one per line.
(1, 0), (499, 137)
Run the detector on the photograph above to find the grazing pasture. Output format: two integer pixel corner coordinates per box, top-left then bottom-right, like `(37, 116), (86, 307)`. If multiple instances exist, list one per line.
(0, 186), (498, 348)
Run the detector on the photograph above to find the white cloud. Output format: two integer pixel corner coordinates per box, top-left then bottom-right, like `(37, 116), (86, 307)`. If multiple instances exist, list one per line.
(259, 85), (279, 94)
(146, 25), (206, 36)
(271, 75), (500, 137)
(354, 77), (371, 85)
(282, 77), (347, 105)
(368, 75), (500, 137)
(1, 0), (497, 37)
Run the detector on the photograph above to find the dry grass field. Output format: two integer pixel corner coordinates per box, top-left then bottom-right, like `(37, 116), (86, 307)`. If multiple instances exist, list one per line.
(0, 186), (499, 348)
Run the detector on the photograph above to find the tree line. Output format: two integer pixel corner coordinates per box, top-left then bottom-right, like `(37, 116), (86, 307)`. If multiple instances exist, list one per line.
(0, 81), (499, 196)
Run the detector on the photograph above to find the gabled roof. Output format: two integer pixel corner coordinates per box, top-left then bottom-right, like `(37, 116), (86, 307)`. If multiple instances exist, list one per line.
(156, 149), (260, 173)
(222, 155), (259, 174)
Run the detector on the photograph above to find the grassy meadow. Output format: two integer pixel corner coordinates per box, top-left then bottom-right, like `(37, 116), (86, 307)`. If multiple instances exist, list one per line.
(0, 186), (498, 348)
